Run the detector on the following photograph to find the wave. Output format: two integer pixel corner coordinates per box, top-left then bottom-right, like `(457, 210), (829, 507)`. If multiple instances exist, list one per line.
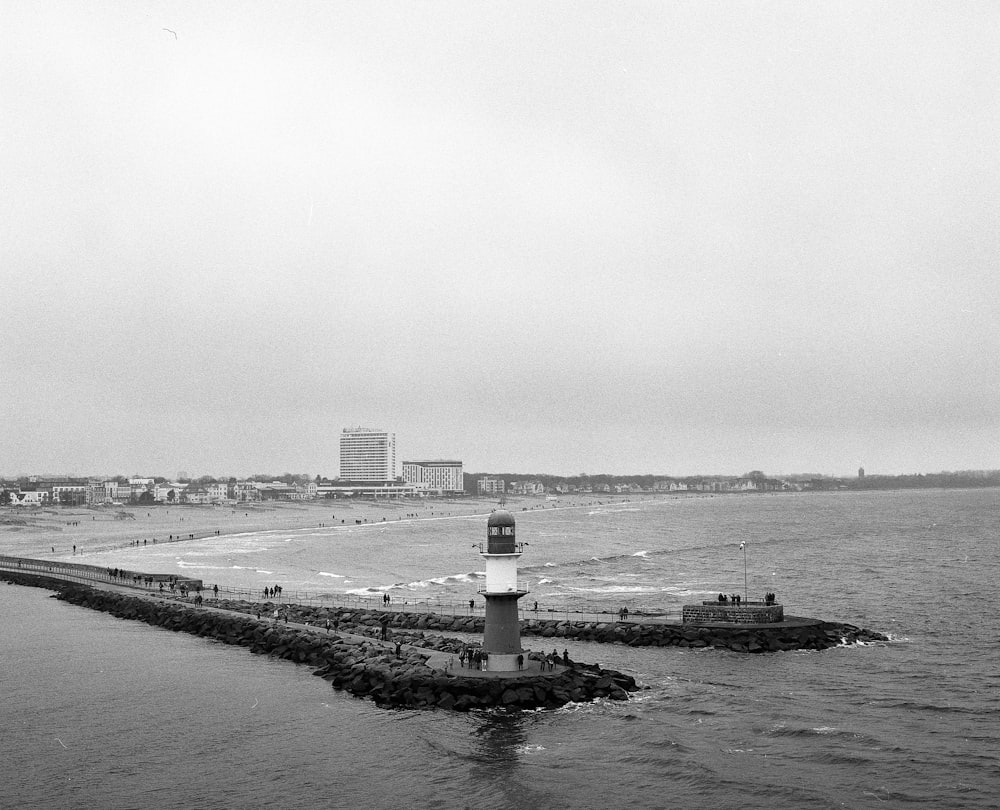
(318, 571), (345, 578)
(401, 571), (485, 589)
(175, 560), (228, 570)
(632, 550), (649, 558)
(766, 724), (879, 744)
(560, 584), (666, 594)
(175, 560), (274, 574)
(174, 548), (258, 557)
(587, 507), (640, 515)
(661, 587), (717, 598)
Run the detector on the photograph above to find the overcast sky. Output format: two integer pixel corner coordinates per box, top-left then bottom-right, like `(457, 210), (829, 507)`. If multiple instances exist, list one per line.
(2, 2), (999, 479)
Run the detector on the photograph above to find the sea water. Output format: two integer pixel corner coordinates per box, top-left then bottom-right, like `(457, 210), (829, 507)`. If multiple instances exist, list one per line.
(2, 488), (998, 808)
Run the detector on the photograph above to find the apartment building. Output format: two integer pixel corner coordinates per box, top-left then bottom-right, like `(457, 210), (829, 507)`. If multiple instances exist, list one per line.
(477, 476), (505, 496)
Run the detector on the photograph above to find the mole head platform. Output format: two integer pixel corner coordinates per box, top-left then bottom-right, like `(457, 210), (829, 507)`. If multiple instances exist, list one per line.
(486, 509), (516, 554)
(682, 601), (784, 625)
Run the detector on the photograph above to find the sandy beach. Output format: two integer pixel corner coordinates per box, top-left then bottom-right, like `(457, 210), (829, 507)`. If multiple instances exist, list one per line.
(0, 494), (631, 562)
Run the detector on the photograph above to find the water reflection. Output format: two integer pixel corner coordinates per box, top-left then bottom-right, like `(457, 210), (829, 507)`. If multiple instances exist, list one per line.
(467, 711), (553, 808)
(470, 712), (529, 765)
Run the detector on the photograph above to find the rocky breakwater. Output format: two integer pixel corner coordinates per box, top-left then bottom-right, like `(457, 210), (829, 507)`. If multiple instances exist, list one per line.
(45, 583), (637, 711)
(213, 602), (887, 654)
(519, 616), (888, 652)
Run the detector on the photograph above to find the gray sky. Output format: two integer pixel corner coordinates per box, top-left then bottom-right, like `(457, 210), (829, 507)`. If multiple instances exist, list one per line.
(3, 2), (999, 479)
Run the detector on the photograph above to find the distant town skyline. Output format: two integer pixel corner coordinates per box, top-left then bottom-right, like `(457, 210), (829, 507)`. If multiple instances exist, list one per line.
(3, 4), (999, 480)
(3, 462), (996, 483)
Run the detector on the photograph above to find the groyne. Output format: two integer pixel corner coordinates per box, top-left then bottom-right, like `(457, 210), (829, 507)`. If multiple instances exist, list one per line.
(1, 561), (887, 655)
(2, 571), (638, 711)
(213, 600), (887, 653)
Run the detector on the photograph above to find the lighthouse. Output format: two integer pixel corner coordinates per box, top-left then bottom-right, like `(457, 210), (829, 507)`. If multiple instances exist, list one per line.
(478, 509), (528, 671)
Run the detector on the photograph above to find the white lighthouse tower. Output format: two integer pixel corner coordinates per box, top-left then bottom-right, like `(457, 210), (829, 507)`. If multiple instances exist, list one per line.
(478, 509), (528, 671)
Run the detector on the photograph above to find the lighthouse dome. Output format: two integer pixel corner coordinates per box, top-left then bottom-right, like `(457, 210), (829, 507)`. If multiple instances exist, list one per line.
(486, 509), (516, 553)
(487, 509), (515, 528)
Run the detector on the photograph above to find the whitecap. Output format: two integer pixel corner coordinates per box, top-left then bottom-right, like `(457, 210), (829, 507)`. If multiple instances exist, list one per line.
(561, 584), (661, 594)
(632, 550), (649, 558)
(318, 571), (345, 578)
(402, 571), (485, 589)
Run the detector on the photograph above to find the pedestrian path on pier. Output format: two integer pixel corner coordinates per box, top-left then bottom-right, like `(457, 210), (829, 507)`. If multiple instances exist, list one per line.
(1, 555), (576, 677)
(0, 554), (683, 627)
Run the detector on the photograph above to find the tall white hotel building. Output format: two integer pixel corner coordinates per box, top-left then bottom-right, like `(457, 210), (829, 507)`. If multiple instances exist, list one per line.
(339, 427), (396, 481)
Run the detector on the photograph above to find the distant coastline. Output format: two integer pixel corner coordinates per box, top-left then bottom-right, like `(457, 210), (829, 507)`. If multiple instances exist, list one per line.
(0, 493), (638, 560)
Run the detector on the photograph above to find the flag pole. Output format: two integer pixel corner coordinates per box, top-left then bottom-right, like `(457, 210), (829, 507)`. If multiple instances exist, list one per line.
(741, 541), (748, 602)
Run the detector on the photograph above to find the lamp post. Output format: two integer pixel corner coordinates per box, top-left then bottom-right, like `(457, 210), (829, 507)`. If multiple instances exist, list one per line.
(740, 541), (747, 603)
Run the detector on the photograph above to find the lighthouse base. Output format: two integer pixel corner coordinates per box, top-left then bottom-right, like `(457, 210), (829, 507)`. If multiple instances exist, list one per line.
(483, 652), (522, 672)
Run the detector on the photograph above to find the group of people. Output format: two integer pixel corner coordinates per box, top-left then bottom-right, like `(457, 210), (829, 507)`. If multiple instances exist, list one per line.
(540, 649), (571, 670)
(459, 648), (489, 670)
(617, 606), (630, 620)
(381, 593), (392, 606)
(263, 585), (282, 599)
(454, 647), (571, 671)
(716, 592), (778, 605)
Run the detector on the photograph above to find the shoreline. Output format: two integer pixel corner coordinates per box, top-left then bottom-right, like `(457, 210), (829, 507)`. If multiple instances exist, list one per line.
(0, 493), (673, 562)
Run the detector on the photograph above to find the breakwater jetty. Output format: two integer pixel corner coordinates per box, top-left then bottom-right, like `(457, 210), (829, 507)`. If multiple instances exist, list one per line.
(2, 546), (887, 713)
(2, 570), (638, 711)
(214, 600), (885, 653)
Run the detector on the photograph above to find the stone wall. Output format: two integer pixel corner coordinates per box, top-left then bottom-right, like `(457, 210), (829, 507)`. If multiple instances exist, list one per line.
(681, 603), (784, 624)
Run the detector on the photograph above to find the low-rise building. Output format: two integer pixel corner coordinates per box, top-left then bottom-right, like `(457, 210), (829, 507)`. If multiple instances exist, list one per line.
(477, 477), (505, 496)
(228, 481), (260, 502)
(154, 483), (185, 503)
(182, 486), (211, 504)
(508, 480), (544, 495)
(205, 482), (229, 501)
(8, 490), (49, 505)
(402, 460), (463, 494)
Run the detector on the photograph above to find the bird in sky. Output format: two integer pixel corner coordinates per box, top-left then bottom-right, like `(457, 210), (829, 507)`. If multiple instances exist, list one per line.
(163, 28), (177, 39)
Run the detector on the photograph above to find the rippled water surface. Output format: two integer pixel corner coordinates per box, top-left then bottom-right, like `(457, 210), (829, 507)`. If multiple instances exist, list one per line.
(3, 489), (998, 809)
